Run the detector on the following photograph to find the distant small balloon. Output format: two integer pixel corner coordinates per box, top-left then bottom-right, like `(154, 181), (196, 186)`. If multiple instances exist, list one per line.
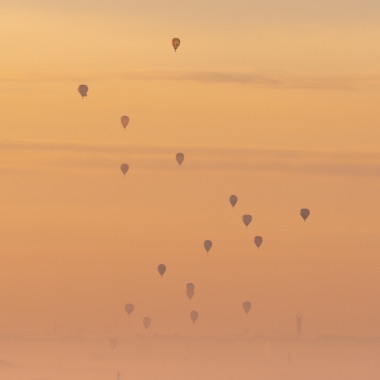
(143, 317), (151, 330)
(176, 152), (184, 166)
(190, 310), (199, 323)
(120, 163), (129, 175)
(204, 240), (212, 253)
(186, 283), (195, 300)
(121, 116), (129, 130)
(158, 264), (166, 277)
(172, 38), (180, 52)
(242, 214), (252, 227)
(229, 195), (238, 208)
(109, 338), (117, 350)
(124, 304), (135, 316)
(78, 84), (88, 98)
(243, 301), (252, 314)
(300, 208), (310, 221)
(254, 236), (263, 249)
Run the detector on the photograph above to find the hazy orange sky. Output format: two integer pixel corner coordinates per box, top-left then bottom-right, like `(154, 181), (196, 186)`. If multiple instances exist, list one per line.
(0, 1), (379, 338)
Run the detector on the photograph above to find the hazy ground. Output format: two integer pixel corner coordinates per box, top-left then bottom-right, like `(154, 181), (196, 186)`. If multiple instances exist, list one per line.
(1, 334), (379, 380)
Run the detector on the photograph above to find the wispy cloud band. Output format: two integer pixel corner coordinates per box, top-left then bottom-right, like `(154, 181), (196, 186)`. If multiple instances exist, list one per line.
(1, 140), (380, 178)
(1, 70), (379, 91)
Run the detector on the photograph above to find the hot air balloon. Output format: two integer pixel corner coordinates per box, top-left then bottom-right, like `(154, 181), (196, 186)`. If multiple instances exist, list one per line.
(143, 317), (151, 330)
(124, 304), (135, 316)
(176, 152), (184, 166)
(120, 163), (129, 175)
(300, 208), (310, 221)
(158, 264), (166, 277)
(242, 301), (252, 314)
(242, 214), (252, 227)
(121, 116), (129, 130)
(229, 195), (238, 208)
(109, 338), (117, 350)
(204, 240), (212, 253)
(78, 84), (88, 98)
(190, 310), (199, 323)
(172, 38), (180, 52)
(186, 283), (195, 300)
(254, 236), (263, 249)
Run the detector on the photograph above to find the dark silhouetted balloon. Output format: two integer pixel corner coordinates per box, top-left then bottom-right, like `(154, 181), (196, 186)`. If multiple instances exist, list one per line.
(242, 214), (252, 227)
(254, 236), (263, 249)
(229, 195), (238, 207)
(190, 310), (199, 323)
(120, 163), (129, 175)
(78, 84), (88, 98)
(186, 283), (195, 300)
(124, 304), (135, 316)
(300, 208), (310, 221)
(121, 116), (129, 130)
(158, 264), (166, 277)
(143, 317), (151, 330)
(243, 301), (252, 314)
(172, 38), (180, 52)
(204, 240), (212, 253)
(176, 152), (184, 166)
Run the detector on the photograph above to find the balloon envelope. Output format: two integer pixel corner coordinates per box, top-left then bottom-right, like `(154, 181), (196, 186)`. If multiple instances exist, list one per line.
(243, 301), (252, 314)
(78, 84), (88, 97)
(176, 152), (184, 166)
(172, 38), (180, 51)
(254, 236), (263, 249)
(124, 303), (135, 315)
(190, 310), (199, 323)
(204, 240), (212, 253)
(121, 116), (129, 129)
(300, 208), (310, 221)
(186, 283), (195, 300)
(143, 317), (151, 330)
(229, 195), (238, 207)
(120, 163), (129, 175)
(158, 264), (166, 277)
(242, 214), (252, 227)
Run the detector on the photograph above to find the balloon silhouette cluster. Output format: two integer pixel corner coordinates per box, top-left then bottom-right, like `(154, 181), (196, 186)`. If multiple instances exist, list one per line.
(77, 39), (311, 334)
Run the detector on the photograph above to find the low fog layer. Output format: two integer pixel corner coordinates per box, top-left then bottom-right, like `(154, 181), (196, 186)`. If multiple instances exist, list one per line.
(1, 335), (379, 380)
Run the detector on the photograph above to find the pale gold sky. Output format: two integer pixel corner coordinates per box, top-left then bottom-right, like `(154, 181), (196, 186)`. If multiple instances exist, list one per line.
(0, 1), (379, 338)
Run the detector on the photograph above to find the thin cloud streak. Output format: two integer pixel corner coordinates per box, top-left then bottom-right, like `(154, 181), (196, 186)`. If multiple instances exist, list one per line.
(1, 140), (380, 178)
(126, 70), (380, 90)
(1, 70), (379, 91)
